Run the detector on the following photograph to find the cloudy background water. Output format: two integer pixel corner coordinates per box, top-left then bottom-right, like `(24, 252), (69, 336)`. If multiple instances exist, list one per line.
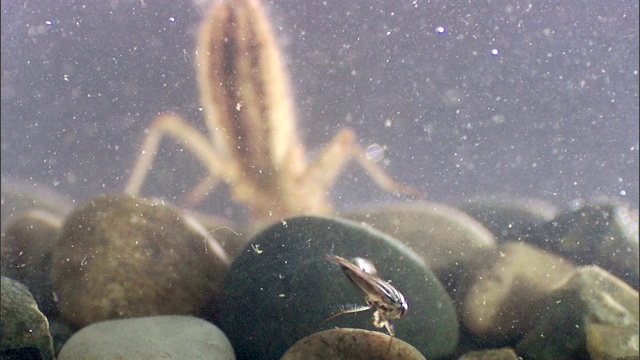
(1, 0), (638, 219)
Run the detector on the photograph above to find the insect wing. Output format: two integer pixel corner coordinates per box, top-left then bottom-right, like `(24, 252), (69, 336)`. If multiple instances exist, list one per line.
(331, 256), (407, 317)
(352, 257), (378, 275)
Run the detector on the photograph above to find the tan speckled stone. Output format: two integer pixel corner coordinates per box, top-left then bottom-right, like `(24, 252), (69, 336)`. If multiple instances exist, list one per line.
(51, 194), (230, 329)
(281, 328), (426, 360)
(463, 241), (576, 341)
(517, 266), (639, 360)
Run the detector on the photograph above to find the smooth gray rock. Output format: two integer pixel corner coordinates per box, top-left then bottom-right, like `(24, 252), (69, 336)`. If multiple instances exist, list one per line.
(0, 276), (54, 360)
(57, 315), (235, 359)
(217, 216), (459, 359)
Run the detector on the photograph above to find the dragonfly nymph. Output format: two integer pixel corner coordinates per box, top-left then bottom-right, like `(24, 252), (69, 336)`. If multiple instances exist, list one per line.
(326, 255), (408, 336)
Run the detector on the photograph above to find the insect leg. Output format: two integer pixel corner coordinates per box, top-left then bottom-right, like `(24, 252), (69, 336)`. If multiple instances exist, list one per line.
(323, 304), (372, 324)
(373, 309), (395, 336)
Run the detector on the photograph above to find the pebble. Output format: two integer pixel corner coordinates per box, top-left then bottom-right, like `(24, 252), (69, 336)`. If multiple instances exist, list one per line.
(458, 347), (520, 360)
(343, 202), (495, 272)
(51, 194), (231, 329)
(1, 209), (63, 317)
(457, 196), (558, 242)
(57, 315), (234, 360)
(517, 266), (639, 359)
(0, 177), (74, 226)
(587, 323), (640, 360)
(2, 184), (636, 359)
(463, 241), (576, 341)
(0, 276), (54, 359)
(528, 202), (639, 288)
(216, 215), (459, 359)
(342, 202), (496, 294)
(280, 328), (426, 360)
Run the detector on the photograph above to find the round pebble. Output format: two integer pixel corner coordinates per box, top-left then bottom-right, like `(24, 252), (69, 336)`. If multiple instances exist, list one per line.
(1, 276), (54, 359)
(456, 196), (558, 241)
(281, 328), (426, 360)
(57, 315), (234, 360)
(531, 203), (639, 288)
(342, 202), (496, 300)
(217, 215), (458, 359)
(1, 209), (63, 317)
(51, 194), (230, 329)
(342, 202), (496, 273)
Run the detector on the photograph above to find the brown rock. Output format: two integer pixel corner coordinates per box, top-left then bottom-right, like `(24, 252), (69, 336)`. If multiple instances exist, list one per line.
(587, 323), (640, 360)
(51, 194), (230, 329)
(280, 328), (426, 360)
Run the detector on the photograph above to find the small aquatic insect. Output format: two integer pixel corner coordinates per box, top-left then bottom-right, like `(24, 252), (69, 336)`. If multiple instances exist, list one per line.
(327, 255), (408, 336)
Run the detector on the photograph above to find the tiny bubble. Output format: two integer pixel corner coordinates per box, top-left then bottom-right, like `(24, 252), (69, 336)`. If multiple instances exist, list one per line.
(436, 26), (445, 34)
(490, 48), (499, 56)
(365, 144), (385, 162)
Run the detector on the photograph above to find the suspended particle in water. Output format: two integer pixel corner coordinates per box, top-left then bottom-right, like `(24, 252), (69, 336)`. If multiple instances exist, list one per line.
(436, 26), (445, 34)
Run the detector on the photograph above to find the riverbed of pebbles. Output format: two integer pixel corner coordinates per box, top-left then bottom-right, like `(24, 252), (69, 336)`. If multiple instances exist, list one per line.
(1, 183), (637, 359)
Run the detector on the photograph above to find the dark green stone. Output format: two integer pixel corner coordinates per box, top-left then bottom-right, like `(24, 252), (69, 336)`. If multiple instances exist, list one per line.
(217, 215), (458, 360)
(0, 276), (54, 360)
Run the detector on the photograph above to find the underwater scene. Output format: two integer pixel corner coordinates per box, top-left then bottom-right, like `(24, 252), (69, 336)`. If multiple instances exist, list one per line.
(1, 0), (638, 359)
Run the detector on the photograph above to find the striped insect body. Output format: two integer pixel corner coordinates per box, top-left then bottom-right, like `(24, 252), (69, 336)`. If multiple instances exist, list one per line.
(327, 255), (408, 336)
